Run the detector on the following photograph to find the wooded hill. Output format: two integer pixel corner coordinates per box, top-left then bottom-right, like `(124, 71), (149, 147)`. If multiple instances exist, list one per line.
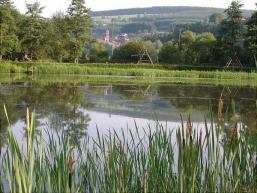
(91, 6), (253, 18)
(91, 6), (254, 37)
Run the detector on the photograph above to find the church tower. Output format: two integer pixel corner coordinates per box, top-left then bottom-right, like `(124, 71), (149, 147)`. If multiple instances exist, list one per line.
(104, 30), (110, 43)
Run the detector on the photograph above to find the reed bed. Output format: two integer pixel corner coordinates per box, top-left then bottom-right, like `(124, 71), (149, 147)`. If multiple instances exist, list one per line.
(1, 74), (257, 87)
(0, 109), (256, 193)
(0, 62), (257, 82)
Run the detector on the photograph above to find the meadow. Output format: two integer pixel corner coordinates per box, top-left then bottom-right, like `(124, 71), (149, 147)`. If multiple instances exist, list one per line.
(0, 62), (257, 86)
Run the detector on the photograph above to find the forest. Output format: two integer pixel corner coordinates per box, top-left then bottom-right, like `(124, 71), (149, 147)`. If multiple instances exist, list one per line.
(0, 0), (256, 67)
(91, 6), (252, 17)
(109, 2), (257, 68)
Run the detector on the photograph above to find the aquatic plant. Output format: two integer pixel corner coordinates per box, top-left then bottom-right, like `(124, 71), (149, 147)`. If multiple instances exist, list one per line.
(0, 108), (256, 193)
(0, 62), (256, 82)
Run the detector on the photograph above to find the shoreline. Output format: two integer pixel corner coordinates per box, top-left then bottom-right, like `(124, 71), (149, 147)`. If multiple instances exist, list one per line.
(0, 62), (256, 87)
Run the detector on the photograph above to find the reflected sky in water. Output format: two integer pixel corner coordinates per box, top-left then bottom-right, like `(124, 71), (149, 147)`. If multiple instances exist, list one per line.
(0, 78), (256, 148)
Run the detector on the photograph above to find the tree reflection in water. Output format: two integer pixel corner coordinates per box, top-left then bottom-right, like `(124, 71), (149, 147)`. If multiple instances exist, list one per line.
(0, 81), (256, 151)
(0, 83), (91, 146)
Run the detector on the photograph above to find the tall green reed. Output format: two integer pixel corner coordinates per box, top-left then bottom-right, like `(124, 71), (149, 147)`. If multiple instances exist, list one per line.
(0, 107), (256, 193)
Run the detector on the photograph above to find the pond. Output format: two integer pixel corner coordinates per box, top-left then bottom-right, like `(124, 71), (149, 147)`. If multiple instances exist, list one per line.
(0, 75), (256, 148)
(1, 75), (257, 192)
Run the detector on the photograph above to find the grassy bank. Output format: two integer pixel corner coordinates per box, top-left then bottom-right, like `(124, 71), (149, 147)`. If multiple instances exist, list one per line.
(1, 74), (257, 87)
(1, 109), (257, 193)
(0, 62), (257, 81)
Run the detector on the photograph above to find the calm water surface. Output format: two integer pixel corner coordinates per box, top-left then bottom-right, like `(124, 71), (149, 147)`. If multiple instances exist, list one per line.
(0, 76), (256, 148)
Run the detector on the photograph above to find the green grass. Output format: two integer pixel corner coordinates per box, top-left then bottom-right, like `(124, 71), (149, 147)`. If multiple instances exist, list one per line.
(0, 61), (257, 87)
(1, 108), (257, 193)
(1, 62), (257, 79)
(1, 74), (257, 87)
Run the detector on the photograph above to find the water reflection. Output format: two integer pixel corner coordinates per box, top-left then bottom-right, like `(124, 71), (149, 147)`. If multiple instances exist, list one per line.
(0, 80), (256, 150)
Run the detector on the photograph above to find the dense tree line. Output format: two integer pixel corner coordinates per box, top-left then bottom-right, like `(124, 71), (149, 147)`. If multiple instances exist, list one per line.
(91, 6), (224, 17)
(158, 31), (216, 64)
(118, 20), (221, 34)
(0, 0), (92, 63)
(112, 1), (257, 67)
(0, 0), (256, 67)
(112, 40), (159, 63)
(120, 22), (155, 34)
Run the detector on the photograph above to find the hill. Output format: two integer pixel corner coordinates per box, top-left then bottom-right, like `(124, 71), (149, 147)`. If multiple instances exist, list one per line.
(91, 6), (254, 39)
(91, 6), (253, 18)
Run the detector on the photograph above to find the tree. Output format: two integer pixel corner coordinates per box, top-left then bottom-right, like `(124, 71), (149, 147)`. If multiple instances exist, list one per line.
(120, 22), (156, 34)
(217, 1), (244, 65)
(0, 0), (18, 60)
(180, 30), (196, 45)
(245, 4), (257, 67)
(112, 40), (157, 63)
(195, 32), (216, 64)
(67, 0), (92, 63)
(18, 2), (45, 60)
(180, 30), (197, 63)
(152, 40), (163, 53)
(144, 41), (158, 63)
(89, 42), (109, 62)
(209, 13), (224, 24)
(158, 41), (184, 64)
(47, 12), (70, 62)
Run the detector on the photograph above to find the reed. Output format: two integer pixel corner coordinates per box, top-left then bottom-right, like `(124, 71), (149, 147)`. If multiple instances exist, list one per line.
(0, 62), (257, 82)
(0, 108), (256, 193)
(1, 74), (257, 87)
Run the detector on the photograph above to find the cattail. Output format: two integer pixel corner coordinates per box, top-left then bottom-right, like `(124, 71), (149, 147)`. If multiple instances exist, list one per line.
(108, 143), (112, 171)
(218, 99), (224, 126)
(230, 123), (239, 144)
(180, 114), (185, 146)
(119, 140), (125, 193)
(186, 115), (193, 138)
(68, 147), (75, 193)
(180, 113), (184, 130)
(144, 171), (147, 193)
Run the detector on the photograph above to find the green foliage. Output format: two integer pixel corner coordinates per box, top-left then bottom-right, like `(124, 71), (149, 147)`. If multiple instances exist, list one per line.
(0, 1), (256, 67)
(0, 0), (93, 62)
(67, 0), (92, 63)
(1, 109), (257, 192)
(0, 0), (19, 59)
(1, 62), (256, 85)
(18, 2), (45, 60)
(120, 22), (156, 33)
(112, 40), (158, 63)
(216, 1), (244, 63)
(181, 30), (196, 45)
(180, 31), (197, 63)
(158, 41), (184, 63)
(159, 31), (216, 65)
(195, 32), (216, 64)
(89, 42), (109, 62)
(47, 12), (70, 62)
(245, 5), (257, 67)
(209, 13), (224, 24)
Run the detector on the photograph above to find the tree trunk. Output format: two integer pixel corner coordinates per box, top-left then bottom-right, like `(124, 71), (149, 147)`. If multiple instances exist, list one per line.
(74, 57), (78, 64)
(0, 55), (2, 61)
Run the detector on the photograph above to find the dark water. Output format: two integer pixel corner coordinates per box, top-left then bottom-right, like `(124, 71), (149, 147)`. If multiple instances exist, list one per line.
(0, 78), (256, 148)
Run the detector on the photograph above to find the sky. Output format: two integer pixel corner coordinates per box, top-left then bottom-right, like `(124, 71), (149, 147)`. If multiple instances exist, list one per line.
(12, 0), (257, 17)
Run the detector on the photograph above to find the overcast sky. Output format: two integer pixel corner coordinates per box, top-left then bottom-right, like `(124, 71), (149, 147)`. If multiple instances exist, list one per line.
(12, 0), (257, 17)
